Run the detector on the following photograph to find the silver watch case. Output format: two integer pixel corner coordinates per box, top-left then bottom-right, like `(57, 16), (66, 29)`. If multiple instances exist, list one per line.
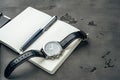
(42, 41), (63, 59)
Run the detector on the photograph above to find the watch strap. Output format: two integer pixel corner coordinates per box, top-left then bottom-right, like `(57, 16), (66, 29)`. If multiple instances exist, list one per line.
(4, 50), (45, 78)
(60, 31), (87, 49)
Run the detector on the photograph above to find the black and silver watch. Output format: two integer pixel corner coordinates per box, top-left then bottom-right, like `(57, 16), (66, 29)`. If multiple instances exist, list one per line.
(4, 31), (87, 78)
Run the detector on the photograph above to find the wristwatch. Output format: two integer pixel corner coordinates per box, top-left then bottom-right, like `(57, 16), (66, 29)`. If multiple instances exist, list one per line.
(4, 31), (87, 78)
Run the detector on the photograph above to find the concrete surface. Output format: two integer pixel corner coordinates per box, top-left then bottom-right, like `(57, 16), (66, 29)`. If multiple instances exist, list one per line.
(0, 0), (120, 80)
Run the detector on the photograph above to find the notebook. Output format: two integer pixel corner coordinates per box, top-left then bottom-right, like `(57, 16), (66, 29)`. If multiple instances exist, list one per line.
(0, 7), (81, 74)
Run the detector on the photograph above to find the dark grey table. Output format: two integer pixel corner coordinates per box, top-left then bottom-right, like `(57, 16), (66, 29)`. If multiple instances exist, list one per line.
(0, 0), (120, 80)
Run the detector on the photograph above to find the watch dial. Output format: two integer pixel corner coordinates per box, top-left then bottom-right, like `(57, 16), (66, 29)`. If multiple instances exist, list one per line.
(44, 41), (62, 57)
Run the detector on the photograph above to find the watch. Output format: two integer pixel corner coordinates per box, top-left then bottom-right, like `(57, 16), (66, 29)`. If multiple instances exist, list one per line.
(4, 31), (87, 78)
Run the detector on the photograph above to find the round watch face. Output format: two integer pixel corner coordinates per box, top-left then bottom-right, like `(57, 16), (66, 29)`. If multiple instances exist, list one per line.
(43, 41), (63, 57)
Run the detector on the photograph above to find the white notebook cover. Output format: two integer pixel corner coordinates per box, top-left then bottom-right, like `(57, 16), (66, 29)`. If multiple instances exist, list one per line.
(0, 7), (81, 74)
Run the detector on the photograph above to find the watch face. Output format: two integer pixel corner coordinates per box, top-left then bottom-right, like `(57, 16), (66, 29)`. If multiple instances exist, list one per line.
(43, 41), (63, 57)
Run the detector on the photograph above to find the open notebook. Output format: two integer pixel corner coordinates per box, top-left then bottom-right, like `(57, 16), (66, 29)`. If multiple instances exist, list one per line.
(0, 7), (81, 74)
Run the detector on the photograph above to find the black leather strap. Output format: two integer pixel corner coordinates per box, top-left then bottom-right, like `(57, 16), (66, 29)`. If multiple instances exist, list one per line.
(60, 31), (87, 49)
(4, 50), (46, 78)
(0, 12), (11, 28)
(4, 31), (87, 78)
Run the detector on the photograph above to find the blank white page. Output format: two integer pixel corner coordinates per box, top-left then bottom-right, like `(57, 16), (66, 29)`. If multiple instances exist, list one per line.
(0, 7), (51, 52)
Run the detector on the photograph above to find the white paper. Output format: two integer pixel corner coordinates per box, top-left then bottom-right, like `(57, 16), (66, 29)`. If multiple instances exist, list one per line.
(0, 7), (51, 52)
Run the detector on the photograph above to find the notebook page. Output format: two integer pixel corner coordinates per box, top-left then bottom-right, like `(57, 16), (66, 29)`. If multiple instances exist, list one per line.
(0, 7), (51, 52)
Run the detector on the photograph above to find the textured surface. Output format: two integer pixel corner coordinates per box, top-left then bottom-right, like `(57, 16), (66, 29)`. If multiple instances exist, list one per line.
(0, 0), (120, 80)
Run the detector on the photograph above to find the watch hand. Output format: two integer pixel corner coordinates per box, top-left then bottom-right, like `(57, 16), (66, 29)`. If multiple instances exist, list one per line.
(51, 44), (54, 49)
